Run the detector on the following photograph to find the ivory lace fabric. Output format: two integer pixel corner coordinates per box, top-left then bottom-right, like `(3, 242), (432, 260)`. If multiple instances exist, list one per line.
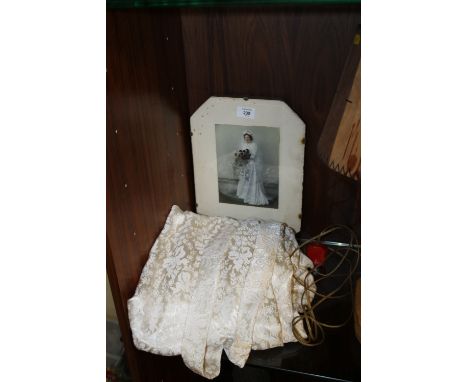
(128, 206), (313, 379)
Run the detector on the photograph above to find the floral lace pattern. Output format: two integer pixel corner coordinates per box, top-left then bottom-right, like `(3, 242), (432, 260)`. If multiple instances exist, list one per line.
(128, 206), (314, 379)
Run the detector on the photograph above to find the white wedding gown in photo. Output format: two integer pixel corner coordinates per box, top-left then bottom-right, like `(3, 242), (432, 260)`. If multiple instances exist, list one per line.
(236, 141), (270, 205)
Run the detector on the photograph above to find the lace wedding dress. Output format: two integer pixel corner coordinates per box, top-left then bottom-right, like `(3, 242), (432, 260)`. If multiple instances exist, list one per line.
(128, 206), (313, 379)
(236, 141), (270, 205)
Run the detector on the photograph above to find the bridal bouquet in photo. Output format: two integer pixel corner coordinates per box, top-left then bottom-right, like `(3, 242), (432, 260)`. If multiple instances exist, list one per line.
(236, 148), (251, 160)
(232, 149), (251, 177)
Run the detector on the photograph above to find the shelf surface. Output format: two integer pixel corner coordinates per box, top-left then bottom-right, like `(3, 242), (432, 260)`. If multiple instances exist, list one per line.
(242, 321), (360, 381)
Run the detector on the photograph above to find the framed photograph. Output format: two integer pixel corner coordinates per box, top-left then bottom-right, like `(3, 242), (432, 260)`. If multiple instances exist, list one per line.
(191, 97), (305, 231)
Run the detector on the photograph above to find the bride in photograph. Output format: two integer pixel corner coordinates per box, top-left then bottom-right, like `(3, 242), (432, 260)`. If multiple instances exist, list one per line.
(235, 130), (269, 206)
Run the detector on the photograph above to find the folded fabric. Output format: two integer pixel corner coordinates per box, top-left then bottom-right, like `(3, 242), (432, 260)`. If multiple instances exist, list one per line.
(128, 206), (314, 379)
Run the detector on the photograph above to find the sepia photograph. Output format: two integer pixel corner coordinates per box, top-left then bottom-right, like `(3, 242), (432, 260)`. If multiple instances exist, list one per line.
(215, 124), (280, 209)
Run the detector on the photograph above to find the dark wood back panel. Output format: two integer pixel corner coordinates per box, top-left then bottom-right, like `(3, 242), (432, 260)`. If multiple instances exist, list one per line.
(106, 9), (194, 381)
(180, 5), (361, 236)
(107, 5), (360, 382)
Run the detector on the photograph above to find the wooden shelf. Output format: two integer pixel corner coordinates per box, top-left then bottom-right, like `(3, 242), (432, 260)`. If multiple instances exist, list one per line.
(243, 323), (360, 381)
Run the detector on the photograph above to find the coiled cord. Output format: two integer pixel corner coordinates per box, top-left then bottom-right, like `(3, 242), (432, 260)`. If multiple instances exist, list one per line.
(286, 225), (361, 347)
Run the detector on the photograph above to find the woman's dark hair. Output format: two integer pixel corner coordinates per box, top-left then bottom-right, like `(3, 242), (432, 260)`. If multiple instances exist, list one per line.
(243, 133), (253, 140)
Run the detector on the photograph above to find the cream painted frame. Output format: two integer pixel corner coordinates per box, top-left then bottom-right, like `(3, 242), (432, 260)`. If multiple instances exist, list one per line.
(190, 97), (305, 231)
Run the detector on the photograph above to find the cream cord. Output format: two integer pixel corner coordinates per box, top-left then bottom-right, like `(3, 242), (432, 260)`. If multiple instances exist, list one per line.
(283, 225), (360, 347)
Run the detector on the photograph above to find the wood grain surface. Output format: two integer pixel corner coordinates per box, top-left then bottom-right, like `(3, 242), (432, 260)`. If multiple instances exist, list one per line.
(180, 5), (361, 236)
(107, 5), (360, 382)
(106, 9), (194, 381)
(317, 24), (361, 180)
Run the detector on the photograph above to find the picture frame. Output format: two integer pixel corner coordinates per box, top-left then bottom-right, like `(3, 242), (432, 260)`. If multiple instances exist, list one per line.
(190, 97), (305, 231)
